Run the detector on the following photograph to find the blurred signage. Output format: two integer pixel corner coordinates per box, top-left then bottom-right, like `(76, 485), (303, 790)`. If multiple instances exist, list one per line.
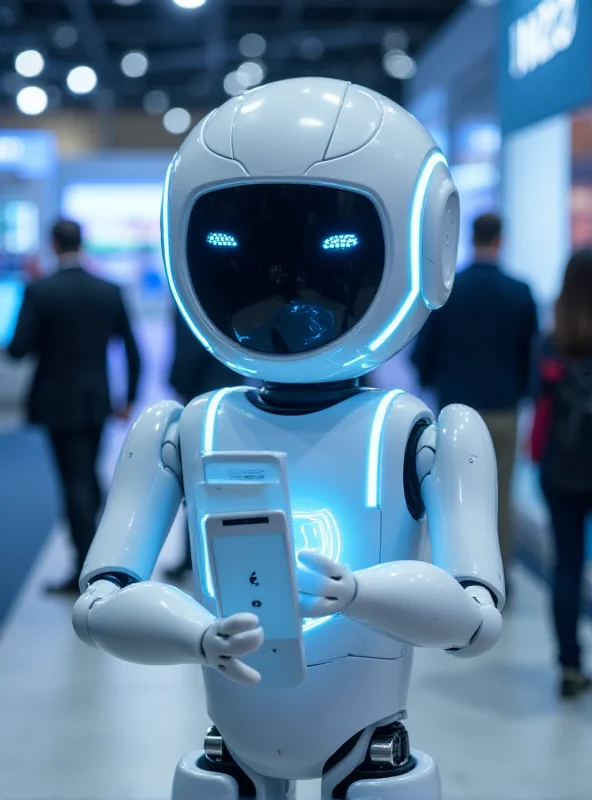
(509, 0), (578, 78)
(0, 131), (56, 177)
(500, 0), (592, 133)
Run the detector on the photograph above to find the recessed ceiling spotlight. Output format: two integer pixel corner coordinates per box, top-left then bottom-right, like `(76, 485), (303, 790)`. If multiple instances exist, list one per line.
(172, 0), (206, 8)
(16, 86), (48, 116)
(382, 28), (410, 52)
(14, 50), (44, 78)
(236, 61), (266, 89)
(239, 33), (266, 59)
(163, 107), (191, 134)
(223, 71), (243, 96)
(52, 24), (78, 48)
(383, 50), (417, 80)
(66, 66), (98, 95)
(121, 51), (149, 78)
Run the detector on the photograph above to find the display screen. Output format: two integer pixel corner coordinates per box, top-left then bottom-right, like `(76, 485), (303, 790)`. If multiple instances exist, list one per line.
(212, 530), (300, 640)
(61, 183), (164, 289)
(187, 184), (385, 355)
(0, 280), (24, 348)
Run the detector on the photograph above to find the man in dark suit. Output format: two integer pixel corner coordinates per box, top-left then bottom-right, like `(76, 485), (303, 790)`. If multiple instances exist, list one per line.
(411, 213), (538, 590)
(8, 219), (141, 593)
(164, 306), (244, 579)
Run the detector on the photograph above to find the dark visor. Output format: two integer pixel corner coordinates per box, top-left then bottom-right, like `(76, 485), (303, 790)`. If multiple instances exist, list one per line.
(186, 183), (385, 355)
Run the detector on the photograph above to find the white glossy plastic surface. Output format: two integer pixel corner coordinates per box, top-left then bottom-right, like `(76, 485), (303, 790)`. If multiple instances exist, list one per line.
(421, 404), (505, 608)
(74, 580), (214, 665)
(346, 560), (482, 649)
(79, 400), (184, 589)
(421, 162), (460, 310)
(162, 77), (457, 383)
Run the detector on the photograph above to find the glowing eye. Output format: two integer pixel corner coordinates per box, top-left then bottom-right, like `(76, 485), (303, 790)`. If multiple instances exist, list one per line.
(322, 234), (359, 250)
(206, 232), (238, 247)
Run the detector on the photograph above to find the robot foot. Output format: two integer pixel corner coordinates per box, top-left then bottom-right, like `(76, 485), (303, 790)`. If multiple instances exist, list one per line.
(324, 722), (441, 800)
(172, 727), (295, 800)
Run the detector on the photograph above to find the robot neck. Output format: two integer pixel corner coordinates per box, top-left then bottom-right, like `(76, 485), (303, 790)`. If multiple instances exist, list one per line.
(250, 380), (361, 415)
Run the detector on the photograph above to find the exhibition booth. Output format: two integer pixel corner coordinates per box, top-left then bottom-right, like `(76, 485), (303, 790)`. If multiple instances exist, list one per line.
(500, 0), (592, 598)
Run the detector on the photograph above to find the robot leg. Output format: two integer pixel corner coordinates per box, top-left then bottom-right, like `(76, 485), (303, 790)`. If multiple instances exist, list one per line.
(321, 721), (441, 800)
(172, 726), (295, 800)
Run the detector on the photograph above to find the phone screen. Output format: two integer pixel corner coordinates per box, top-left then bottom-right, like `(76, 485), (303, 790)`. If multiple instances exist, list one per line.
(212, 531), (300, 640)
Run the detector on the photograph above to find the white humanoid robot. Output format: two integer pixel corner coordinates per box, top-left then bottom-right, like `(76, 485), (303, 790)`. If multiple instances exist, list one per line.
(73, 77), (504, 800)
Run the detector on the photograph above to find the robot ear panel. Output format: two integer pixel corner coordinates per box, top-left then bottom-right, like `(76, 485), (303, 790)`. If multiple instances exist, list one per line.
(420, 164), (461, 311)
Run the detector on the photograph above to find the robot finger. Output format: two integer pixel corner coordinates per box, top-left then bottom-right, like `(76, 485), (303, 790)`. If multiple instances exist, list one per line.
(217, 613), (261, 636)
(218, 627), (265, 658)
(298, 550), (344, 580)
(219, 658), (262, 686)
(299, 593), (334, 618)
(297, 566), (336, 598)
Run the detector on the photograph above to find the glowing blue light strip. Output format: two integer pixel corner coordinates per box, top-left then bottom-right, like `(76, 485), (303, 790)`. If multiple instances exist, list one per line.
(161, 161), (214, 354)
(369, 151), (446, 353)
(366, 389), (403, 508)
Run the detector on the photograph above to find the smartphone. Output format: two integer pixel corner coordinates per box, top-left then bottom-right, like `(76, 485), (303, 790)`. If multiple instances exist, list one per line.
(205, 510), (306, 689)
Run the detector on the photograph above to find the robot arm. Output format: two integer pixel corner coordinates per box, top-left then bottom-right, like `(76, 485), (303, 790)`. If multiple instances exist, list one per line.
(72, 401), (263, 681)
(416, 404), (504, 657)
(300, 405), (503, 655)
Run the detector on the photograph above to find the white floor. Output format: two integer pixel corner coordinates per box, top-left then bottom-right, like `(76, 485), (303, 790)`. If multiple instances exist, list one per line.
(2, 528), (592, 800)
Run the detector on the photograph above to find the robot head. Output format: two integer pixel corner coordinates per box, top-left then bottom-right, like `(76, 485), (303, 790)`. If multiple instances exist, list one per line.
(162, 77), (459, 383)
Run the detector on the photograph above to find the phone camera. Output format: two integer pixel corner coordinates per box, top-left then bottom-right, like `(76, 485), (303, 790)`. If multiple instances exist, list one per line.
(252, 600), (262, 608)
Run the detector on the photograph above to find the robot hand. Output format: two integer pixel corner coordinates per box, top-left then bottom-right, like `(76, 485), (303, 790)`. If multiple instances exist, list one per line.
(297, 551), (357, 618)
(202, 613), (264, 686)
(447, 585), (502, 659)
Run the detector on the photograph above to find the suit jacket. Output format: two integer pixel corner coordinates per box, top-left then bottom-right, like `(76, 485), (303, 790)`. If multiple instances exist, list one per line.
(8, 267), (141, 428)
(411, 262), (538, 411)
(169, 307), (243, 400)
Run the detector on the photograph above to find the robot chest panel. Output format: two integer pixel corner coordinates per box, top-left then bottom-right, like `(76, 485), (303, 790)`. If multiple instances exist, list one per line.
(180, 388), (416, 573)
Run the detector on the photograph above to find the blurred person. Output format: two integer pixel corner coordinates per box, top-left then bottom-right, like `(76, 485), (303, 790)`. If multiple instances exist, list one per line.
(164, 305), (243, 580)
(531, 250), (592, 698)
(411, 213), (538, 595)
(8, 219), (141, 593)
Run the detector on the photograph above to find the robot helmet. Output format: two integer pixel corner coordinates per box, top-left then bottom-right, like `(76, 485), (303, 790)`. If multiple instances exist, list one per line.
(162, 77), (460, 383)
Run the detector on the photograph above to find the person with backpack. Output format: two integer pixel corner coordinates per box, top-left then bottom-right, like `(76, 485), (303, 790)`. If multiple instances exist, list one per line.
(531, 249), (592, 698)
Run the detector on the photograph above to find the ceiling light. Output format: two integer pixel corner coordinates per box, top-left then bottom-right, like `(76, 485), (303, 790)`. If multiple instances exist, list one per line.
(121, 51), (148, 78)
(382, 29), (409, 52)
(52, 24), (78, 49)
(163, 107), (191, 134)
(223, 71), (243, 97)
(16, 86), (48, 116)
(383, 50), (417, 80)
(239, 33), (266, 59)
(299, 37), (325, 61)
(236, 61), (266, 89)
(143, 89), (169, 114)
(66, 66), (98, 95)
(14, 50), (44, 78)
(172, 0), (206, 8)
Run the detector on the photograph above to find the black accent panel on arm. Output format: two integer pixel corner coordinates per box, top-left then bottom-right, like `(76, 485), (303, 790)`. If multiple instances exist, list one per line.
(88, 572), (139, 589)
(403, 418), (432, 521)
